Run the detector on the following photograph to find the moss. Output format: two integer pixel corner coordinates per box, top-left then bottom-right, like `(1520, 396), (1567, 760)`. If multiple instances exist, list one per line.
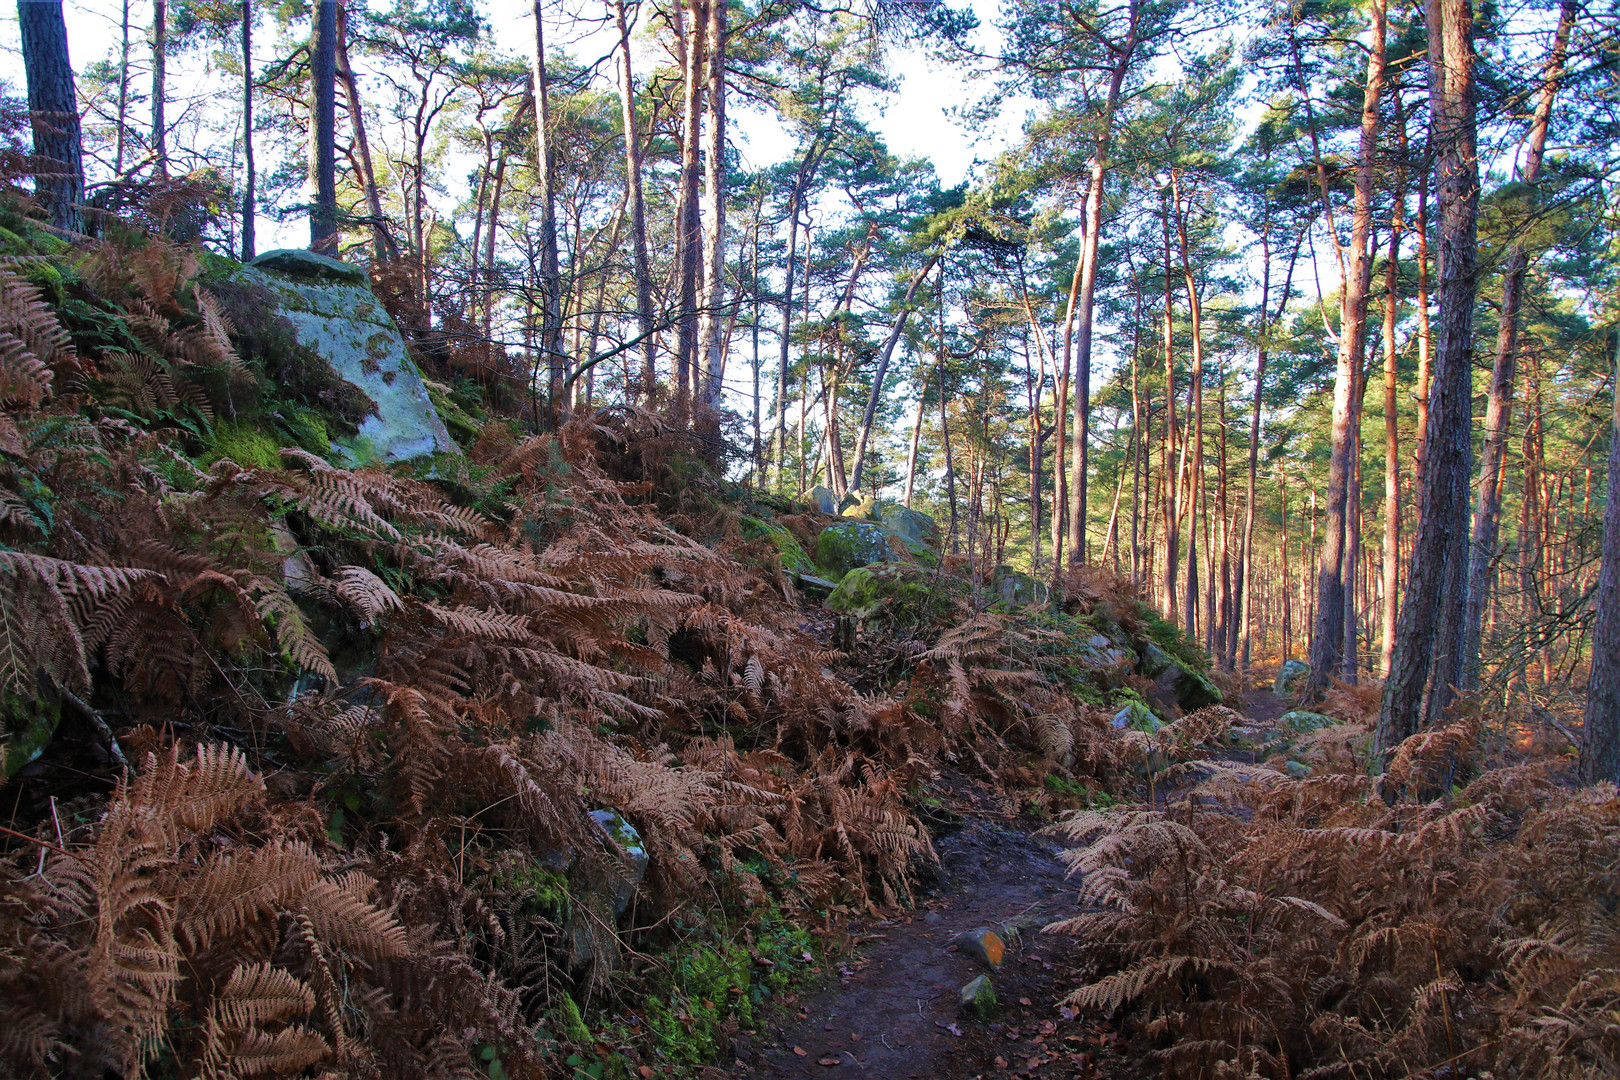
(1, 692), (62, 778)
(813, 521), (898, 579)
(208, 421), (282, 469)
(1132, 601), (1208, 673)
(739, 516), (815, 574)
(826, 563), (943, 626)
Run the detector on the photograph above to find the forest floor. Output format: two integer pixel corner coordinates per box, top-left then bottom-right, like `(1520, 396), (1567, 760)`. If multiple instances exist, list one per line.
(723, 684), (1291, 1080)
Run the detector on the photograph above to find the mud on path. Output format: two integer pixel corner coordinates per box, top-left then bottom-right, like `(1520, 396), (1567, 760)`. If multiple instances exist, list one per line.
(724, 805), (1140, 1080)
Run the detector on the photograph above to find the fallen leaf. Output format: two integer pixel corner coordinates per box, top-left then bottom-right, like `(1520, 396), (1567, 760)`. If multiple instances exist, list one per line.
(638, 1069), (655, 1079)
(1018, 997), (1032, 1007)
(793, 1046), (808, 1057)
(818, 1058), (840, 1067)
(849, 1033), (861, 1042)
(934, 1020), (963, 1037)
(994, 1055), (1009, 1069)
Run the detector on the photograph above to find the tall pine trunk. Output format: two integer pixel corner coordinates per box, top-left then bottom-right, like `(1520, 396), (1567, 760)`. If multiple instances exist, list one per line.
(1581, 331), (1620, 785)
(1460, 0), (1576, 690)
(240, 0), (255, 260)
(1306, 0), (1386, 699)
(613, 0), (657, 398)
(152, 0), (167, 176)
(18, 0), (83, 233)
(309, 0), (339, 253)
(1376, 0), (1481, 757)
(530, 1), (564, 424)
(696, 0), (727, 414)
(337, 3), (395, 264)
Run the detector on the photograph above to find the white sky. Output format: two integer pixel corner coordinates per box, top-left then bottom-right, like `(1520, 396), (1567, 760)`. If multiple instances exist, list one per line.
(0, 0), (1018, 251)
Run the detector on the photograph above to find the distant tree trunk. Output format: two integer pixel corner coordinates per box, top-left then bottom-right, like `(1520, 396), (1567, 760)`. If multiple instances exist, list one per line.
(1413, 166), (1433, 495)
(1306, 0), (1386, 700)
(904, 361), (933, 507)
(240, 0), (255, 259)
(530, 1), (565, 423)
(481, 149), (505, 339)
(1160, 194), (1181, 624)
(773, 203), (800, 486)
(337, 3), (395, 264)
(115, 0), (131, 176)
(672, 0), (706, 412)
(1582, 331), (1620, 786)
(1052, 262), (1081, 577)
(310, 0), (339, 253)
(1460, 0), (1575, 691)
(151, 0), (167, 176)
(613, 0), (657, 399)
(1068, 0), (1141, 569)
(19, 0), (84, 234)
(847, 252), (941, 493)
(696, 0), (727, 415)
(1342, 370), (1364, 681)
(1379, 184), (1403, 677)
(1377, 0), (1481, 758)
(1173, 171), (1206, 640)
(940, 360), (959, 553)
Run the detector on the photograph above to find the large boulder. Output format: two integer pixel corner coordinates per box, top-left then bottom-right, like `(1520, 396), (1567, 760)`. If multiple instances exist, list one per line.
(991, 564), (1049, 607)
(826, 563), (943, 626)
(840, 488), (879, 518)
(238, 249), (456, 465)
(880, 504), (942, 563)
(1274, 659), (1310, 696)
(806, 485), (838, 515)
(1140, 643), (1223, 711)
(739, 516), (815, 575)
(814, 521), (902, 579)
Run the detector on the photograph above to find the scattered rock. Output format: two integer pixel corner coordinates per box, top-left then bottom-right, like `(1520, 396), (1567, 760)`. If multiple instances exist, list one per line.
(1, 696), (61, 778)
(951, 927), (1006, 970)
(924, 910), (944, 926)
(590, 808), (648, 916)
(235, 253), (457, 465)
(793, 572), (839, 597)
(990, 565), (1049, 607)
(1140, 643), (1223, 710)
(1274, 658), (1311, 696)
(1284, 760), (1313, 779)
(740, 515), (816, 575)
(1112, 700), (1162, 732)
(806, 485), (838, 515)
(880, 504), (941, 555)
(825, 563), (943, 626)
(1280, 710), (1338, 733)
(960, 974), (998, 1018)
(840, 488), (878, 518)
(814, 521), (901, 579)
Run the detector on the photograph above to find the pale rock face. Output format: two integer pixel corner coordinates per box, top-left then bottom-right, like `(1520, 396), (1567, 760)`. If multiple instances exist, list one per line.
(241, 249), (457, 465)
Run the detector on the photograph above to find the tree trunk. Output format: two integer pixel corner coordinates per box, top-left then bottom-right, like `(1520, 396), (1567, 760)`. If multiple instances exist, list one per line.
(1306, 0), (1386, 700)
(240, 0), (255, 260)
(1376, 0), (1481, 758)
(1460, 0), (1575, 690)
(151, 0), (167, 176)
(1052, 262), (1081, 576)
(1068, 0), (1141, 569)
(696, 0), (727, 414)
(115, 0), (131, 176)
(1160, 193), (1181, 624)
(19, 0), (84, 234)
(1380, 185), (1403, 677)
(847, 252), (942, 493)
(1583, 331), (1620, 785)
(613, 0), (657, 399)
(310, 0), (339, 253)
(672, 0), (706, 412)
(337, 3), (395, 264)
(530, 1), (565, 424)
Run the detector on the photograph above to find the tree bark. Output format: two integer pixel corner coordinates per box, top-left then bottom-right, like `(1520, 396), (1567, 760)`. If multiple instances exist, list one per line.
(240, 0), (255, 260)
(1376, 0), (1481, 758)
(151, 0), (167, 176)
(612, 0), (657, 399)
(1460, 0), (1575, 690)
(19, 0), (84, 234)
(696, 0), (727, 414)
(530, 1), (565, 424)
(310, 0), (339, 253)
(1306, 0), (1386, 700)
(1067, 0), (1141, 569)
(1052, 262), (1081, 576)
(1581, 330), (1620, 785)
(1379, 181), (1403, 677)
(672, 0), (706, 411)
(847, 252), (941, 493)
(337, 3), (395, 264)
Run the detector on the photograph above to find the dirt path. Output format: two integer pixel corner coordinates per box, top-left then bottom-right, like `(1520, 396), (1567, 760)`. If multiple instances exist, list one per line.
(725, 814), (1136, 1080)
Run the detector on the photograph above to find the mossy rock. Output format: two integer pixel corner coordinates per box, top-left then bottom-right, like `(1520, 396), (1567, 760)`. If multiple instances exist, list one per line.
(960, 974), (998, 1019)
(1, 693), (61, 778)
(1274, 659), (1310, 696)
(825, 563), (944, 626)
(880, 504), (941, 553)
(805, 485), (838, 515)
(740, 516), (815, 575)
(991, 565), (1049, 608)
(208, 420), (282, 469)
(1141, 643), (1223, 710)
(814, 521), (901, 579)
(840, 488), (879, 518)
(1279, 710), (1338, 733)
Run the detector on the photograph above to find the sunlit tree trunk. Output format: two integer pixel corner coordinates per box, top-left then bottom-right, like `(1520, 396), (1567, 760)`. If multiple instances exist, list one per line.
(696, 0), (727, 415)
(1306, 0), (1386, 700)
(337, 3), (395, 264)
(1460, 0), (1575, 690)
(530, 1), (564, 424)
(613, 0), (657, 398)
(1377, 0), (1481, 757)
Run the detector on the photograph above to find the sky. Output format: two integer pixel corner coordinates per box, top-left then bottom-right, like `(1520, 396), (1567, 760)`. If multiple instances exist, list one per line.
(0, 0), (1022, 252)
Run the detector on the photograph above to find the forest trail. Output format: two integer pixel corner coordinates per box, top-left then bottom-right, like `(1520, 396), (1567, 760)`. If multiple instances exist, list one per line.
(725, 811), (1129, 1080)
(727, 688), (1295, 1080)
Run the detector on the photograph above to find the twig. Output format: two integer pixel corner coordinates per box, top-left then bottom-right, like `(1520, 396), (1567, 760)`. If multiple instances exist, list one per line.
(57, 685), (128, 770)
(0, 823), (80, 862)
